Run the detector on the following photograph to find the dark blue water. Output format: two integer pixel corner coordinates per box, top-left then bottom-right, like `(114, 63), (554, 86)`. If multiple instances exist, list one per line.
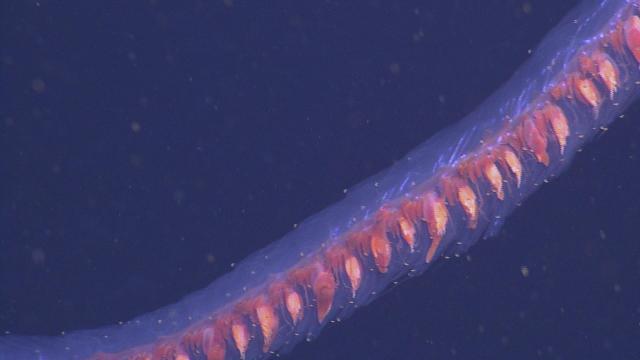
(2, 1), (639, 359)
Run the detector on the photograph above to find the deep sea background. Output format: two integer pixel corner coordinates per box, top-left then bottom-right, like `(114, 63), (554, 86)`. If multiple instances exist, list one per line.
(1, 0), (639, 359)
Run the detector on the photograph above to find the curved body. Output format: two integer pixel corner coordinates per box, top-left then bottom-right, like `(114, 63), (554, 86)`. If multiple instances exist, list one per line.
(2, 0), (639, 359)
